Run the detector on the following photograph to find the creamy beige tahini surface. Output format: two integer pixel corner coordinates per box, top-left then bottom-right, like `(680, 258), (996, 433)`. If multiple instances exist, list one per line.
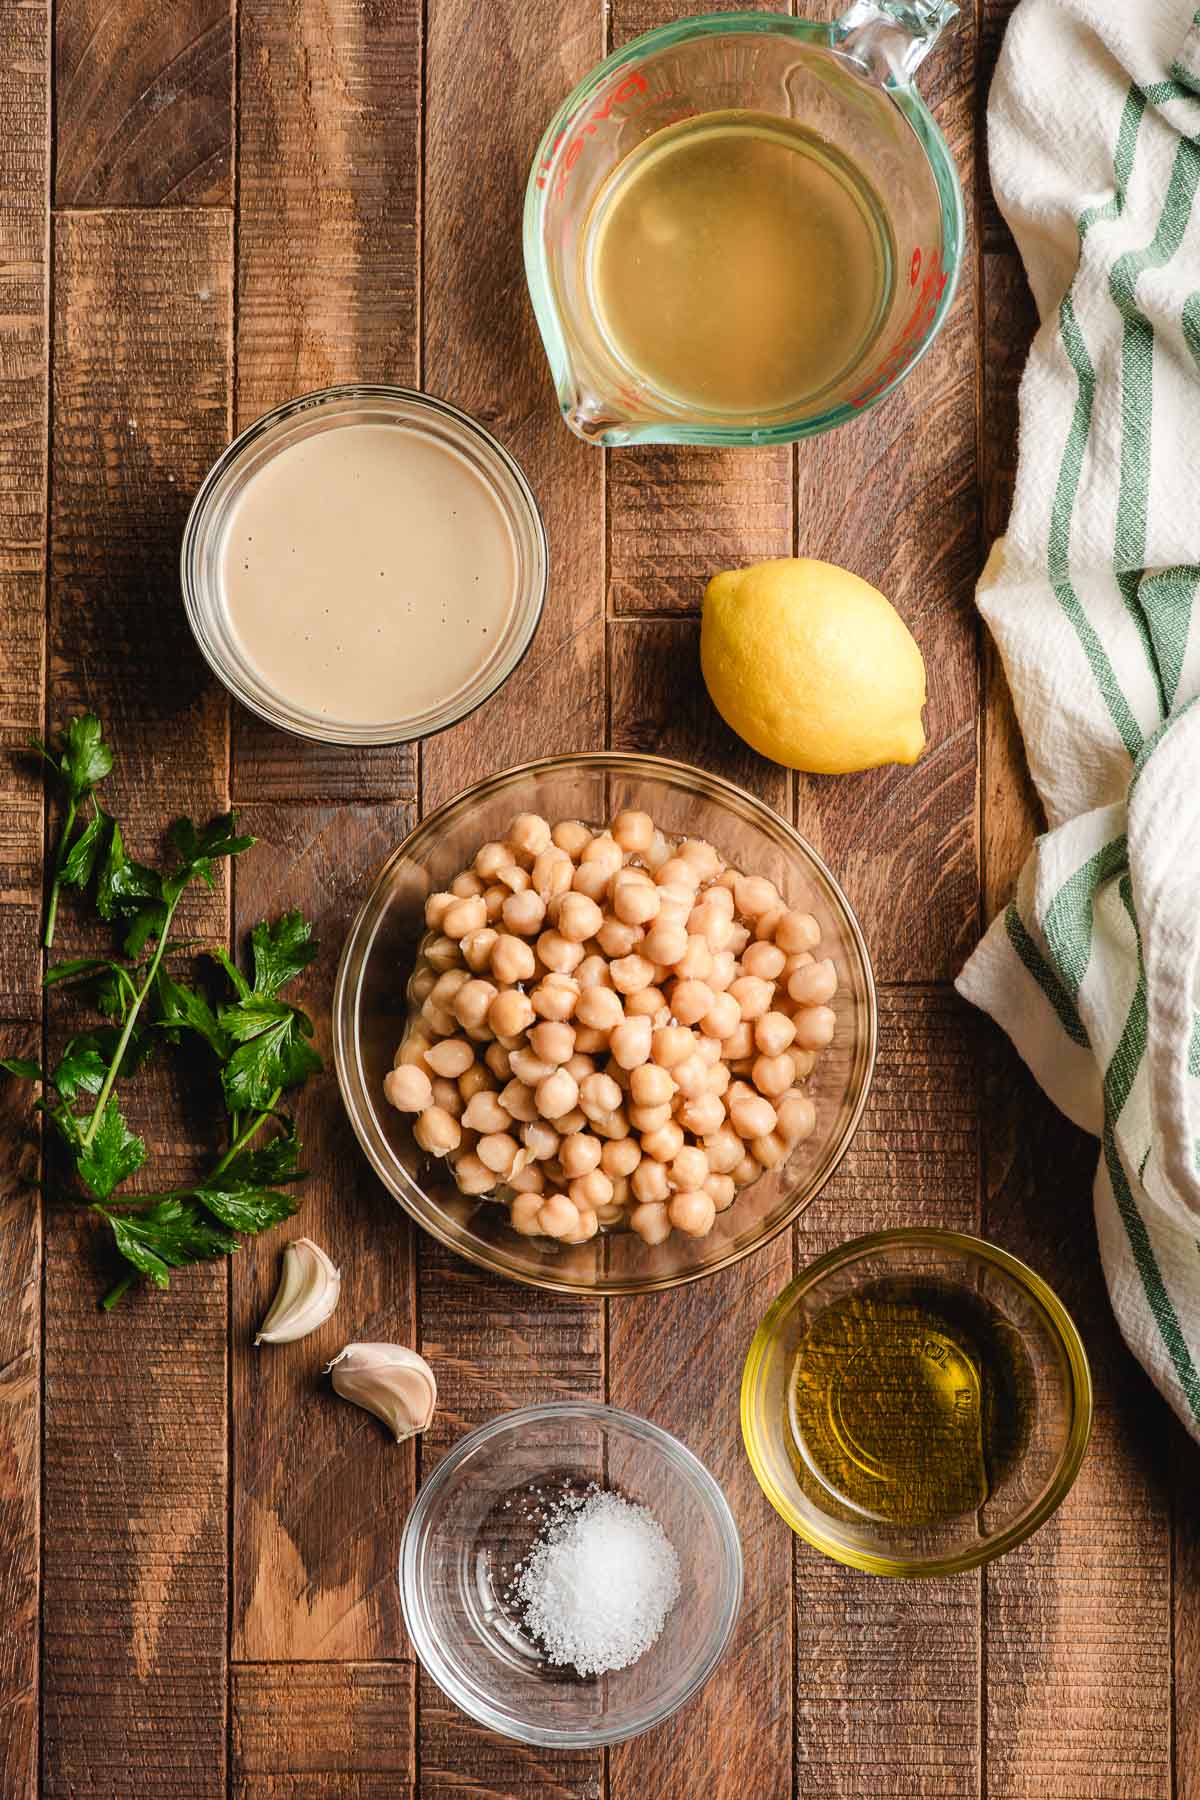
(219, 423), (518, 727)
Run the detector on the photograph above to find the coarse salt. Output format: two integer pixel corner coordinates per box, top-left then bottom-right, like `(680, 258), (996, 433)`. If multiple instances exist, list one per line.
(513, 1487), (681, 1677)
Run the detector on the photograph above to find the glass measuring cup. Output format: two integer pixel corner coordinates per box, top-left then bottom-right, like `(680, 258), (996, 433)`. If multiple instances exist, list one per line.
(523, 3), (963, 447)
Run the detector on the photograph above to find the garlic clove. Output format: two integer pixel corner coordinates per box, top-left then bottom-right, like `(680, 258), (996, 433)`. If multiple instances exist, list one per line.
(255, 1237), (342, 1345)
(327, 1342), (437, 1443)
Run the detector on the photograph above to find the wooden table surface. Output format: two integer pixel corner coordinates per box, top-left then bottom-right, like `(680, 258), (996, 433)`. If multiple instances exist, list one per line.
(3, 0), (1199, 1794)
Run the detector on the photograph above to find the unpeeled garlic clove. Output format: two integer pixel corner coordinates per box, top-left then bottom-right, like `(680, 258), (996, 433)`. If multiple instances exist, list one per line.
(255, 1237), (341, 1345)
(326, 1342), (437, 1443)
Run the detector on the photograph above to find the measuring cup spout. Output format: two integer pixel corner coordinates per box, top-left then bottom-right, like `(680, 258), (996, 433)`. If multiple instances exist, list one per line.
(835, 0), (959, 83)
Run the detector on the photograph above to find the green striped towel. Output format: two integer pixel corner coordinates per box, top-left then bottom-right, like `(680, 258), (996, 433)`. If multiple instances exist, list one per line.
(957, 0), (1200, 1435)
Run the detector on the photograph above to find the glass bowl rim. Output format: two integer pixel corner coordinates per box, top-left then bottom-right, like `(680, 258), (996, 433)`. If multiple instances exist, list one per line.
(522, 9), (966, 448)
(740, 1226), (1095, 1577)
(332, 748), (879, 1295)
(179, 382), (549, 746)
(399, 1399), (744, 1747)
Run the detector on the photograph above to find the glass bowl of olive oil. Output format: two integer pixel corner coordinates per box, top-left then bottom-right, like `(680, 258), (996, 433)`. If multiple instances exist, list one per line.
(741, 1230), (1092, 1576)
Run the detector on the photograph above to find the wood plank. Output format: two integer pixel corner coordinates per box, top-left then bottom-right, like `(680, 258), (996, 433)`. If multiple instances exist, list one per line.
(792, 3), (980, 987)
(980, 1033), (1172, 1800)
(55, 0), (232, 204)
(980, 0), (1018, 255)
(233, 0), (420, 801)
(0, 1026), (40, 1799)
(1174, 1418), (1200, 1800)
(42, 208), (232, 1800)
(0, 0), (50, 1022)
(606, 625), (791, 1800)
(418, 1683), (601, 1800)
(230, 802), (418, 1661)
(791, 986), (982, 1800)
(231, 1662), (416, 1798)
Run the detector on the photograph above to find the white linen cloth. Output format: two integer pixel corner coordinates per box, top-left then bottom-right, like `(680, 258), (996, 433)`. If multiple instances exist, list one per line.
(957, 0), (1200, 1433)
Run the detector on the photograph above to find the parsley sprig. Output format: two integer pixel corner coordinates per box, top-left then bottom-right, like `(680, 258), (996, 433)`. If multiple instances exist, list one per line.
(4, 715), (321, 1308)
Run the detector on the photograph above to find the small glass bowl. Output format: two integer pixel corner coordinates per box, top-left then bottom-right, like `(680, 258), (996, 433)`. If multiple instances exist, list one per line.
(180, 385), (548, 746)
(741, 1229), (1093, 1577)
(400, 1402), (742, 1747)
(332, 751), (877, 1294)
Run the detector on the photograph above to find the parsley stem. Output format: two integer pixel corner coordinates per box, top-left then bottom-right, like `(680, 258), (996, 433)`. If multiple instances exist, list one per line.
(101, 1271), (136, 1311)
(212, 1091), (282, 1177)
(43, 795), (77, 950)
(80, 888), (184, 1151)
(97, 1092), (283, 1211)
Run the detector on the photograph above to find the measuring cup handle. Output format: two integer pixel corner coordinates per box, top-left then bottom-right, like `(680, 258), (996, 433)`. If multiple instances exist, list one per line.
(834, 0), (959, 83)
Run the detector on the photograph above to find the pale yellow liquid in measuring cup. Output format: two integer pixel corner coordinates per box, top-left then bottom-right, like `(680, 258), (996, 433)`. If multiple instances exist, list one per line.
(584, 110), (895, 418)
(219, 425), (517, 728)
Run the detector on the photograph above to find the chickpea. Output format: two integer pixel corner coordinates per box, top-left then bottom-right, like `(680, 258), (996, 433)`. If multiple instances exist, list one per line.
(528, 1020), (575, 1067)
(776, 909), (821, 953)
(752, 1131), (790, 1170)
(547, 819), (588, 861)
(536, 929), (584, 974)
(672, 1144), (710, 1189)
(610, 1015), (653, 1069)
(383, 1065), (434, 1113)
(510, 1164), (545, 1195)
(500, 1079), (538, 1123)
(414, 1106), (461, 1156)
(536, 1068), (579, 1120)
(581, 832), (623, 878)
(475, 1132), (519, 1177)
(792, 1004), (837, 1051)
(625, 985), (666, 1019)
(420, 997), (456, 1037)
(538, 1193), (582, 1239)
(708, 949), (737, 992)
(777, 1091), (817, 1144)
(473, 840), (510, 881)
(631, 1158), (670, 1204)
(488, 989), (535, 1039)
(678, 1091), (725, 1138)
(596, 917), (643, 959)
(755, 1011), (796, 1057)
(574, 953), (611, 992)
(489, 933), (536, 985)
(509, 1048), (553, 1088)
(484, 1041), (512, 1082)
(651, 1024), (694, 1068)
(706, 1061), (731, 1099)
(730, 1091), (778, 1140)
(734, 874), (779, 918)
(732, 1153), (761, 1187)
(425, 1037), (474, 1080)
(425, 933), (463, 972)
(451, 870), (485, 899)
(409, 965), (437, 1003)
(670, 978), (714, 1026)
(675, 935), (714, 982)
(459, 1062), (494, 1102)
(456, 1153), (498, 1196)
(569, 1168), (613, 1210)
(429, 968), (469, 1009)
(630, 1201), (671, 1245)
(462, 1090), (511, 1134)
(729, 975), (774, 1021)
(792, 1048), (817, 1080)
(689, 903), (733, 952)
(494, 864), (530, 895)
(505, 812), (550, 859)
(501, 889), (546, 937)
(575, 985), (624, 1032)
(629, 1102), (673, 1134)
(609, 952), (657, 995)
(453, 979), (498, 1032)
(705, 1125), (744, 1174)
(724, 1021), (755, 1061)
(642, 1121), (685, 1163)
(425, 892), (456, 931)
(630, 1062), (676, 1108)
(520, 1118), (558, 1161)
(591, 1106), (630, 1140)
(559, 1133), (603, 1178)
(565, 1051), (595, 1084)
(672, 1054), (710, 1099)
(579, 1070), (623, 1120)
(612, 809), (655, 853)
(700, 991), (742, 1040)
(678, 837), (723, 881)
(706, 1173), (736, 1212)
(532, 846), (574, 901)
(602, 1136), (642, 1178)
(613, 879), (660, 927)
(726, 923), (751, 956)
(481, 885), (506, 923)
(656, 856), (701, 893)
(530, 973), (579, 1022)
(443, 894), (488, 939)
(788, 957), (838, 1005)
(644, 829), (672, 871)
(458, 927), (497, 974)
(753, 1052), (796, 1098)
(573, 1025), (607, 1054)
(642, 920), (690, 969)
(595, 1198), (626, 1226)
(669, 1190), (716, 1238)
(567, 861), (608, 905)
(563, 1206), (600, 1245)
(510, 1192), (546, 1235)
(742, 940), (786, 982)
(557, 891), (604, 943)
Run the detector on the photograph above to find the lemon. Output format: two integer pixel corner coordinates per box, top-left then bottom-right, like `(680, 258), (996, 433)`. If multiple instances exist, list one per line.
(700, 557), (927, 774)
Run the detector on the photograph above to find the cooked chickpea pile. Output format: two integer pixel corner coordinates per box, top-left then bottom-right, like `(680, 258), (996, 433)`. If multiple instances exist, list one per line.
(383, 810), (838, 1248)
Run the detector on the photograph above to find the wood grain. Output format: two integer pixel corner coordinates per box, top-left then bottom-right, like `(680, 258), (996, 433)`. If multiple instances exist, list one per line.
(0, 0), (50, 1022)
(0, 1026), (40, 1799)
(231, 1662), (415, 1798)
(1173, 1418), (1200, 1800)
(792, 3), (980, 988)
(55, 0), (232, 203)
(233, 0), (420, 802)
(231, 802), (418, 1662)
(42, 209), (232, 1800)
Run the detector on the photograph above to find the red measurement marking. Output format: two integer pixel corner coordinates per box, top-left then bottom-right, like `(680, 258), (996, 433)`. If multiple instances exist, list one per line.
(910, 247), (922, 287)
(848, 247), (947, 409)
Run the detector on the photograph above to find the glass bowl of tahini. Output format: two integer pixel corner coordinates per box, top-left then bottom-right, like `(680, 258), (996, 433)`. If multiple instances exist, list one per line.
(333, 751), (877, 1293)
(181, 386), (547, 744)
(741, 1229), (1093, 1576)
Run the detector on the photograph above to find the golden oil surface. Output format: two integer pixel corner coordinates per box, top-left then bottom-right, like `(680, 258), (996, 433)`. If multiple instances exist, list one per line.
(584, 110), (894, 418)
(786, 1277), (1034, 1529)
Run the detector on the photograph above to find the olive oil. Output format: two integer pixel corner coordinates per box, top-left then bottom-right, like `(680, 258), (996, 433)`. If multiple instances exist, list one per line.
(583, 110), (894, 419)
(785, 1276), (1034, 1529)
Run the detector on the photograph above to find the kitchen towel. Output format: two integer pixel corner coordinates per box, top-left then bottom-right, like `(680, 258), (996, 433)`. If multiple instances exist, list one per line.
(958, 0), (1200, 1434)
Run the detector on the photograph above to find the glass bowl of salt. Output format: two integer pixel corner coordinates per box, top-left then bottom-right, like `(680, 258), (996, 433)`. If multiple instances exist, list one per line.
(400, 1400), (743, 1746)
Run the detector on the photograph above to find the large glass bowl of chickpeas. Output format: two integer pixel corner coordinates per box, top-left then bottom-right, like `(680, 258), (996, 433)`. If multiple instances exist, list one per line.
(333, 753), (877, 1293)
